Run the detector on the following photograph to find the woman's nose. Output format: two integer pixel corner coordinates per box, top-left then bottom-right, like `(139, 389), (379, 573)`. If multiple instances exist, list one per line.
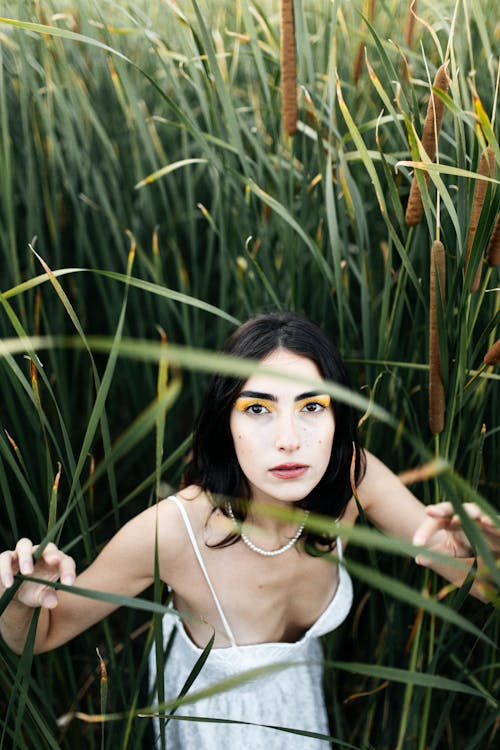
(274, 414), (301, 451)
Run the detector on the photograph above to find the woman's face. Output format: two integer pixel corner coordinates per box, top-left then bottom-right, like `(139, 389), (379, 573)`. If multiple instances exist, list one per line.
(229, 348), (335, 505)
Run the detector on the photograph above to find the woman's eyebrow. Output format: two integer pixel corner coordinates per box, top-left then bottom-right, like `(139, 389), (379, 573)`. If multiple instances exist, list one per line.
(295, 391), (325, 401)
(237, 390), (326, 402)
(237, 390), (276, 401)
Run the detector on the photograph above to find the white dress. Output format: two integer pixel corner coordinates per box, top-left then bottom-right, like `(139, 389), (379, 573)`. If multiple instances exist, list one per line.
(148, 495), (353, 748)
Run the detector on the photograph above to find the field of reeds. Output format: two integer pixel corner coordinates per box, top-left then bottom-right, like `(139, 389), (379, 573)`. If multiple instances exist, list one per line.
(0, 0), (499, 748)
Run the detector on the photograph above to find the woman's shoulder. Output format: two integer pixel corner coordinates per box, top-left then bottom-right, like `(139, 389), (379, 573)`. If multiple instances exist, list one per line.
(155, 485), (216, 533)
(116, 487), (209, 550)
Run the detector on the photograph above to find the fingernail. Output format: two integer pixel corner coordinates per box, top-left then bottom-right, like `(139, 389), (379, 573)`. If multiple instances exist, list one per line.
(21, 563), (31, 574)
(413, 535), (424, 545)
(61, 575), (74, 586)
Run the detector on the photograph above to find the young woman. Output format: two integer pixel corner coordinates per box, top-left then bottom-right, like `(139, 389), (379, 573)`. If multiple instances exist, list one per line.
(0, 312), (497, 748)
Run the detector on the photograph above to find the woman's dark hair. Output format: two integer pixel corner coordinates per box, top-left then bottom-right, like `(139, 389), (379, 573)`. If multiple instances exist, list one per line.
(183, 311), (365, 551)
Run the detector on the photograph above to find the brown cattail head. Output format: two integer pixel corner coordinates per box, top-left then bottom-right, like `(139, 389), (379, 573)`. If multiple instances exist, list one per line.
(484, 338), (500, 366)
(429, 240), (446, 434)
(404, 1), (417, 50)
(352, 41), (366, 85)
(486, 212), (500, 266)
(405, 63), (450, 227)
(352, 0), (376, 84)
(280, 0), (297, 136)
(465, 146), (496, 291)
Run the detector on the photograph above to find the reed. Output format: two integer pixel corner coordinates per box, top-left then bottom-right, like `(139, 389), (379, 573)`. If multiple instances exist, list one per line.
(352, 0), (376, 84)
(465, 147), (496, 291)
(428, 239), (446, 435)
(280, 0), (297, 136)
(0, 2), (498, 749)
(405, 63), (450, 227)
(486, 212), (500, 267)
(484, 339), (500, 366)
(404, 0), (417, 50)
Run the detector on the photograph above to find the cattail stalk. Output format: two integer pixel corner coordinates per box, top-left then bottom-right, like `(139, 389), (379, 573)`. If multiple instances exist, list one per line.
(465, 146), (496, 291)
(429, 240), (446, 435)
(405, 63), (450, 226)
(486, 212), (500, 266)
(281, 0), (297, 136)
(484, 338), (500, 366)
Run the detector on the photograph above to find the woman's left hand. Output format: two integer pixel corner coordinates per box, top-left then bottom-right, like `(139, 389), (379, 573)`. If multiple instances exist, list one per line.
(412, 502), (500, 564)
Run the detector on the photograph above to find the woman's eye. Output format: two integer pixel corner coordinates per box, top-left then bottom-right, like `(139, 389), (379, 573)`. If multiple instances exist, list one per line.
(246, 403), (269, 415)
(301, 401), (324, 413)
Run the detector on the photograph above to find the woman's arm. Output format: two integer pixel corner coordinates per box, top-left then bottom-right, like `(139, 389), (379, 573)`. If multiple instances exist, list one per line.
(0, 500), (182, 654)
(348, 451), (495, 599)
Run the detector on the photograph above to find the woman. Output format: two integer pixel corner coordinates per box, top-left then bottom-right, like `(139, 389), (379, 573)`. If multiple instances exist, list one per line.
(0, 312), (498, 747)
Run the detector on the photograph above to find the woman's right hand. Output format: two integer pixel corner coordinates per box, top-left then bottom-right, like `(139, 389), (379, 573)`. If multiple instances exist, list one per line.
(0, 538), (76, 610)
(413, 503), (500, 560)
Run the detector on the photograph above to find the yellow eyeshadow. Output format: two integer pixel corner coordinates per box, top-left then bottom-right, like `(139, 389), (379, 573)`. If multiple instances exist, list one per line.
(234, 397), (276, 413)
(296, 395), (331, 410)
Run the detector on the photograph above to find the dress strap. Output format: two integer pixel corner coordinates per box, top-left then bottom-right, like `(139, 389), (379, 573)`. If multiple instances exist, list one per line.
(337, 536), (344, 561)
(168, 495), (238, 648)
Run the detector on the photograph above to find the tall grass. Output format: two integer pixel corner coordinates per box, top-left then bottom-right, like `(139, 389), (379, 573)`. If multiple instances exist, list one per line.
(0, 1), (498, 748)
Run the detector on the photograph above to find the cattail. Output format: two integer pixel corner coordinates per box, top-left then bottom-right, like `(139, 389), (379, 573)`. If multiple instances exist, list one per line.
(404, 1), (417, 50)
(96, 648), (108, 720)
(48, 463), (61, 532)
(465, 147), (496, 291)
(352, 0), (376, 84)
(405, 63), (450, 226)
(484, 339), (500, 366)
(401, 1), (417, 82)
(352, 40), (365, 86)
(486, 212), (500, 266)
(280, 0), (297, 136)
(429, 240), (446, 435)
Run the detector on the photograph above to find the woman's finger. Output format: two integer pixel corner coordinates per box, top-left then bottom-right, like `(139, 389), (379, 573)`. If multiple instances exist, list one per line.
(412, 515), (449, 547)
(0, 550), (17, 588)
(14, 537), (37, 576)
(0, 540), (76, 609)
(55, 553), (76, 586)
(425, 502), (455, 519)
(34, 546), (76, 587)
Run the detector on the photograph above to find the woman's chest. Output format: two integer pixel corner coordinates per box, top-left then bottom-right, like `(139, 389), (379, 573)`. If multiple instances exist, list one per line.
(166, 544), (339, 647)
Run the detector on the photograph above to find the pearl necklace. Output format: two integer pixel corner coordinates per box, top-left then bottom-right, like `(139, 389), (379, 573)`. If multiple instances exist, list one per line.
(226, 504), (309, 557)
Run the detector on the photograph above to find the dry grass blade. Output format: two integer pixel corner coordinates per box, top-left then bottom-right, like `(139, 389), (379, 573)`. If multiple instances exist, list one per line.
(485, 212), (500, 266)
(429, 239), (446, 434)
(465, 146), (496, 291)
(398, 458), (448, 485)
(405, 63), (450, 226)
(280, 0), (297, 136)
(483, 338), (500, 366)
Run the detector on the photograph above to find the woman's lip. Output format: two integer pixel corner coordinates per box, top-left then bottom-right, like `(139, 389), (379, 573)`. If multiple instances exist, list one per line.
(269, 464), (308, 479)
